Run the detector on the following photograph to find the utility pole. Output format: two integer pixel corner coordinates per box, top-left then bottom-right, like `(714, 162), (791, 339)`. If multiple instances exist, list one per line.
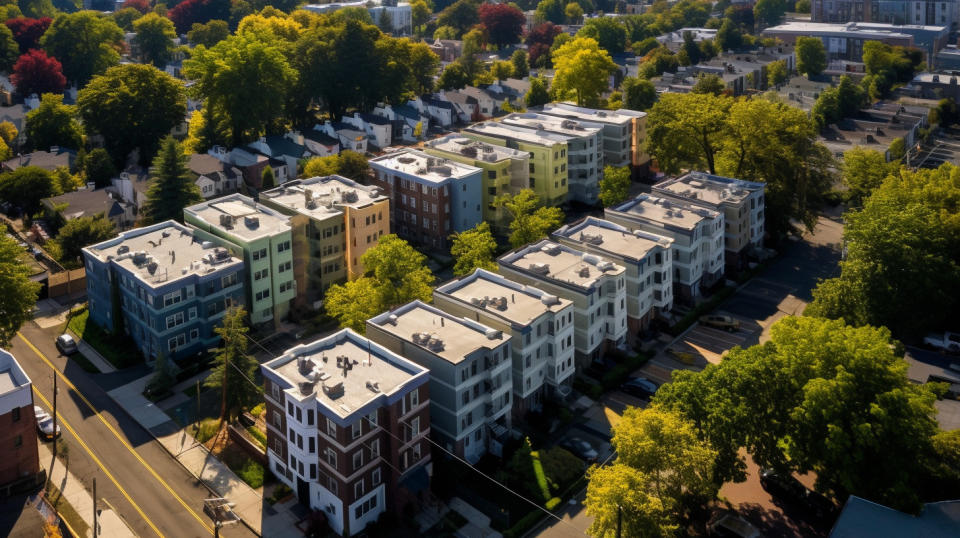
(52, 374), (58, 458)
(93, 477), (97, 538)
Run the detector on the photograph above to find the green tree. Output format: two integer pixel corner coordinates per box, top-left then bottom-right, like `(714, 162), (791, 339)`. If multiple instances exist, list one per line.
(0, 165), (59, 215)
(51, 214), (116, 268)
(767, 58), (788, 87)
(646, 92), (731, 175)
(585, 465), (676, 538)
(411, 0), (432, 34)
(187, 19), (230, 48)
(525, 76), (551, 107)
(753, 0), (785, 29)
(142, 136), (203, 224)
(796, 36), (826, 77)
(715, 18), (741, 52)
(78, 64), (186, 166)
(0, 234), (41, 346)
(133, 12), (177, 68)
(490, 60), (513, 81)
(691, 73), (725, 95)
(260, 166), (275, 190)
(40, 11), (125, 86)
(933, 97), (960, 127)
(450, 221), (498, 276)
(795, 0), (810, 12)
(433, 24), (457, 40)
(564, 1), (583, 24)
(0, 22), (18, 72)
(621, 76), (657, 111)
(577, 16), (627, 54)
(25, 94), (83, 152)
(83, 148), (117, 189)
(436, 0), (479, 35)
(841, 147), (894, 206)
(535, 0), (565, 24)
(324, 277), (385, 333)
(511, 49), (529, 78)
(599, 165), (631, 207)
(551, 37), (617, 106)
(113, 7), (144, 32)
(359, 234), (435, 307)
(302, 155), (340, 177)
(337, 150), (369, 180)
(888, 137), (906, 161)
(495, 189), (564, 248)
(205, 306), (260, 424)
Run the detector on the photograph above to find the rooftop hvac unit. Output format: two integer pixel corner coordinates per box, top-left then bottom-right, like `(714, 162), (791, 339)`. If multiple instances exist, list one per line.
(540, 243), (561, 255)
(219, 214), (233, 227)
(528, 263), (550, 275)
(244, 216), (259, 228)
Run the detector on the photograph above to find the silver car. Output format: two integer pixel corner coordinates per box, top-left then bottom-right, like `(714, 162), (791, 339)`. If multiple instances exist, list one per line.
(56, 334), (78, 355)
(34, 405), (60, 440)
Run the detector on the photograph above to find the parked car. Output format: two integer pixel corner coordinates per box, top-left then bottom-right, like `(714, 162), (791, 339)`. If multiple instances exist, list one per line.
(760, 469), (836, 519)
(56, 334), (78, 355)
(34, 406), (60, 440)
(619, 377), (660, 399)
(560, 437), (598, 462)
(708, 513), (760, 538)
(700, 315), (740, 331)
(924, 332), (960, 353)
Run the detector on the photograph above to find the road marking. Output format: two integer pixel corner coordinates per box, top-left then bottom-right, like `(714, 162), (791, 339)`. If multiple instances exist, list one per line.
(33, 387), (164, 538)
(17, 332), (215, 536)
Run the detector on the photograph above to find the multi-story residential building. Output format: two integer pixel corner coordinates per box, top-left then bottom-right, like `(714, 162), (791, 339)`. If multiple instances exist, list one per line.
(433, 269), (576, 413)
(462, 122), (569, 207)
(762, 22), (948, 63)
(812, 0), (958, 31)
(422, 134), (530, 235)
(83, 221), (246, 360)
(366, 301), (512, 463)
(302, 0), (412, 35)
(0, 349), (41, 495)
(552, 217), (674, 332)
(605, 195), (724, 302)
(184, 195), (296, 327)
(260, 329), (431, 536)
(498, 241), (627, 366)
(260, 176), (390, 308)
(535, 103), (650, 176)
(500, 113), (604, 205)
(369, 149), (482, 250)
(653, 172), (765, 271)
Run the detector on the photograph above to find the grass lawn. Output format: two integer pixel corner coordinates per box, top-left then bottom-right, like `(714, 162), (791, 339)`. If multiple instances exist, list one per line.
(67, 352), (98, 374)
(67, 308), (142, 369)
(45, 480), (90, 538)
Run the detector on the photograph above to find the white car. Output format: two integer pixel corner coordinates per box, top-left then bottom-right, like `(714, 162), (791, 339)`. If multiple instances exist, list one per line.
(34, 405), (60, 440)
(924, 332), (960, 353)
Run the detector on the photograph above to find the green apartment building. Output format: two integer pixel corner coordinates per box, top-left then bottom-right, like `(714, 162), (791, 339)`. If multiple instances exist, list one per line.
(423, 134), (530, 234)
(462, 122), (569, 207)
(184, 194), (296, 327)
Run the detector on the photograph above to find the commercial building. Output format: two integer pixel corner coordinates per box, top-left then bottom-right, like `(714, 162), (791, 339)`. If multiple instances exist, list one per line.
(462, 122), (569, 207)
(83, 221), (246, 361)
(762, 22), (949, 63)
(605, 195), (723, 302)
(366, 301), (512, 463)
(369, 149), (482, 250)
(652, 172), (764, 271)
(260, 330), (430, 536)
(260, 176), (390, 308)
(422, 135), (530, 235)
(812, 0), (958, 31)
(552, 217), (674, 331)
(0, 349), (41, 495)
(434, 269), (576, 412)
(184, 195), (296, 327)
(535, 103), (650, 175)
(498, 240), (627, 366)
(302, 0), (412, 35)
(500, 113), (604, 205)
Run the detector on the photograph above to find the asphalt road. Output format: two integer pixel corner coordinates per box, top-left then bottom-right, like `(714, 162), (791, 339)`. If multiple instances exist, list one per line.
(14, 321), (256, 538)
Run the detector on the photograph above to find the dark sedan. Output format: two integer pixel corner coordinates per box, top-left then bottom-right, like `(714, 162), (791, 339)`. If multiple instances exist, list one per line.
(619, 377), (660, 399)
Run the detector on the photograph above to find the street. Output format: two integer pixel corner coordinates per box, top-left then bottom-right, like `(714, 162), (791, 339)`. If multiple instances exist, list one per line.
(14, 320), (256, 538)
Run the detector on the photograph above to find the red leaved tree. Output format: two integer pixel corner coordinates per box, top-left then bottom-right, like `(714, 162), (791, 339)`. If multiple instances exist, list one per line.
(168, 0), (230, 34)
(122, 0), (152, 13)
(526, 22), (562, 67)
(477, 3), (525, 47)
(4, 17), (52, 54)
(11, 49), (66, 97)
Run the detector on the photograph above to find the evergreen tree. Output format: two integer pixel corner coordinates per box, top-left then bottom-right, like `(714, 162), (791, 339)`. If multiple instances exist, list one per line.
(261, 166), (275, 190)
(205, 306), (260, 424)
(142, 136), (203, 224)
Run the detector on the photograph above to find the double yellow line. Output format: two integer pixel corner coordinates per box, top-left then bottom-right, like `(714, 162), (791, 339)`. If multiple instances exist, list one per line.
(19, 332), (215, 537)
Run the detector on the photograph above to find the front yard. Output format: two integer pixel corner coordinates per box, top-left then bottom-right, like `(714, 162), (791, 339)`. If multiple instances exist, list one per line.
(66, 307), (142, 369)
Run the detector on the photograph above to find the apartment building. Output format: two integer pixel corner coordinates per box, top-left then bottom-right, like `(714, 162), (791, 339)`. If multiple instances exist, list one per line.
(369, 149), (482, 250)
(261, 329), (431, 536)
(498, 241), (627, 366)
(434, 269), (576, 413)
(762, 22), (948, 63)
(423, 135), (530, 235)
(605, 195), (723, 302)
(653, 172), (765, 271)
(0, 349), (41, 495)
(184, 195), (296, 327)
(536, 103), (650, 175)
(500, 113), (604, 206)
(812, 0), (958, 31)
(462, 122), (569, 207)
(552, 217), (674, 332)
(367, 301), (512, 463)
(83, 221), (246, 360)
(260, 176), (389, 309)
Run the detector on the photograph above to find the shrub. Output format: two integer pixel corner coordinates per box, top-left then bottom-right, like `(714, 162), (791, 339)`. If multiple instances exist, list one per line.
(192, 417), (220, 443)
(545, 497), (562, 510)
(246, 426), (266, 449)
(250, 402), (265, 417)
(540, 447), (583, 492)
(237, 459), (264, 488)
(266, 483), (292, 505)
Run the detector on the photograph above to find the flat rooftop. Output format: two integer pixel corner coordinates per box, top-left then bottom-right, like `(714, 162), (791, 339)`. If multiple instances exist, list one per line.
(85, 221), (243, 287)
(500, 113), (603, 139)
(763, 21), (926, 39)
(260, 175), (387, 221)
(500, 240), (624, 289)
(266, 329), (426, 419)
(608, 194), (719, 231)
(553, 217), (672, 261)
(369, 148), (481, 184)
(368, 301), (505, 365)
(463, 122), (568, 147)
(425, 135), (529, 163)
(185, 194), (290, 241)
(536, 103), (645, 126)
(653, 172), (763, 207)
(0, 349), (30, 396)
(436, 269), (572, 327)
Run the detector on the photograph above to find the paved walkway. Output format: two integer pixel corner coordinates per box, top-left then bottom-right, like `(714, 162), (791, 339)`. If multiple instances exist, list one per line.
(38, 441), (136, 538)
(68, 332), (117, 374)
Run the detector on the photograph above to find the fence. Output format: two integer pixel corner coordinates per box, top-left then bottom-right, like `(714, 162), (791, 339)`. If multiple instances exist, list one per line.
(48, 269), (86, 299)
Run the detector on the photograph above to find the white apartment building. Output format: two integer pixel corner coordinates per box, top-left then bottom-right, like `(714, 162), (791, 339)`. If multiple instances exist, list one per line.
(535, 103), (650, 173)
(367, 301), (512, 463)
(433, 269), (576, 414)
(605, 195), (724, 302)
(552, 217), (674, 332)
(498, 241), (628, 366)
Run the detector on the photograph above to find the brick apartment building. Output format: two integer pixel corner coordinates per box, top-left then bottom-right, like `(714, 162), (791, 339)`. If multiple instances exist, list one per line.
(0, 349), (41, 495)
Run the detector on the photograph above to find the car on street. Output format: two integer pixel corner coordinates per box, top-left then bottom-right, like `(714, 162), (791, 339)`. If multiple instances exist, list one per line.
(34, 406), (60, 440)
(759, 469), (836, 519)
(700, 314), (741, 331)
(619, 377), (660, 399)
(56, 334), (78, 355)
(923, 331), (960, 353)
(708, 512), (760, 537)
(560, 437), (598, 462)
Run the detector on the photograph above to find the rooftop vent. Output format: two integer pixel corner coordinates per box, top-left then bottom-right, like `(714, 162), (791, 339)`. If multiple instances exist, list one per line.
(540, 243), (561, 255)
(297, 356), (315, 375)
(322, 381), (344, 399)
(485, 328), (502, 340)
(580, 233), (603, 245)
(597, 261), (615, 272)
(578, 267), (590, 278)
(541, 293), (560, 306)
(341, 190), (358, 203)
(219, 214), (233, 228)
(202, 241), (215, 249)
(117, 245), (130, 255)
(298, 381), (315, 396)
(244, 216), (259, 228)
(528, 263), (550, 275)
(366, 380), (381, 393)
(387, 314), (398, 325)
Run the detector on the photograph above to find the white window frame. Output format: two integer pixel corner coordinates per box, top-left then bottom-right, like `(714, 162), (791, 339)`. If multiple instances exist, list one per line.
(372, 467), (381, 486)
(354, 480), (364, 500)
(353, 451), (363, 470)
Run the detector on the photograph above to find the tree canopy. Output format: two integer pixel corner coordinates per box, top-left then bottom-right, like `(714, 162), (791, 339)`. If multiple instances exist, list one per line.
(25, 93), (83, 152)
(40, 11), (124, 86)
(620, 76), (657, 111)
(187, 19), (230, 47)
(796, 36), (826, 77)
(142, 136), (203, 224)
(478, 2), (525, 46)
(0, 234), (41, 347)
(11, 49), (66, 97)
(495, 189), (564, 248)
(0, 166), (60, 216)
(51, 214), (116, 268)
(551, 37), (617, 107)
(450, 221), (498, 276)
(133, 12), (177, 68)
(5, 17), (52, 54)
(205, 306), (260, 422)
(598, 165), (631, 207)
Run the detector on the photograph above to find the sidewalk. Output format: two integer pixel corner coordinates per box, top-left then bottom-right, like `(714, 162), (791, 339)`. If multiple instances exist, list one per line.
(69, 333), (117, 374)
(38, 441), (136, 538)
